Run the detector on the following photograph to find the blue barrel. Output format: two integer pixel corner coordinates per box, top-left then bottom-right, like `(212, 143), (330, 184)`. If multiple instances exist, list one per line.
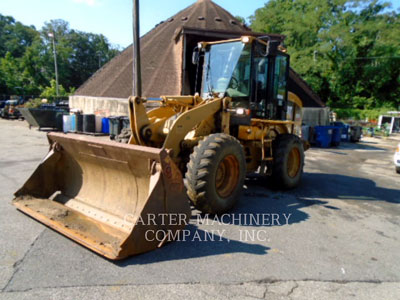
(102, 117), (110, 134)
(314, 126), (333, 148)
(69, 114), (76, 132)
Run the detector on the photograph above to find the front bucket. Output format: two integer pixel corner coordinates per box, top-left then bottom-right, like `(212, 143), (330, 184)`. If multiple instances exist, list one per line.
(13, 132), (191, 260)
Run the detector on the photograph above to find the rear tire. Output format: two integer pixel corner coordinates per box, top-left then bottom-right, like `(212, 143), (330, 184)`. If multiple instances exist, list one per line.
(272, 134), (304, 189)
(396, 167), (400, 174)
(185, 133), (246, 214)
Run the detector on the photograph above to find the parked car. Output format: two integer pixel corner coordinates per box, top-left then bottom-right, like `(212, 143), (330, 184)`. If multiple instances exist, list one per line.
(1, 100), (21, 119)
(395, 143), (400, 174)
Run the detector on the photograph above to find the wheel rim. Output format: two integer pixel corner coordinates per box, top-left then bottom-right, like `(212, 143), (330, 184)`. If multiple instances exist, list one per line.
(287, 147), (301, 178)
(215, 155), (240, 198)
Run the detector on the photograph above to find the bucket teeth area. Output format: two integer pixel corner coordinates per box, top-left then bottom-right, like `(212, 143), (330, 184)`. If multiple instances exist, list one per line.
(14, 196), (127, 259)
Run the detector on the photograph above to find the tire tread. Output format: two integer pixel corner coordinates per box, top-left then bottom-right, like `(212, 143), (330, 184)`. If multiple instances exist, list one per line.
(185, 133), (245, 214)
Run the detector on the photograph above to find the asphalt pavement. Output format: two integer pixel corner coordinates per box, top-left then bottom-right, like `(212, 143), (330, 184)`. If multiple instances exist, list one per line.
(0, 118), (399, 299)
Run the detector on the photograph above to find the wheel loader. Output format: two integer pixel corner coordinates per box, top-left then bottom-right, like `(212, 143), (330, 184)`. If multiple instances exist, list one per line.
(13, 35), (306, 260)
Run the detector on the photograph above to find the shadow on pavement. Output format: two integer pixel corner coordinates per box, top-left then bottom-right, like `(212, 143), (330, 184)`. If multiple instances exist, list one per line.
(197, 177), (322, 227)
(295, 172), (400, 204)
(336, 141), (386, 151)
(116, 224), (270, 267)
(309, 141), (387, 152)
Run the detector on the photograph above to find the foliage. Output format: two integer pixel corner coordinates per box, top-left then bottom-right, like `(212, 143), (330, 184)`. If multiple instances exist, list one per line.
(250, 0), (400, 110)
(24, 98), (44, 108)
(235, 16), (248, 26)
(40, 79), (69, 98)
(0, 15), (120, 97)
(0, 52), (21, 94)
(333, 107), (396, 120)
(0, 15), (39, 58)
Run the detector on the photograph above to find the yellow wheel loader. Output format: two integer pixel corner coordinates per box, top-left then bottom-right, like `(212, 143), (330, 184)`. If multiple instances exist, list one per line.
(13, 35), (306, 260)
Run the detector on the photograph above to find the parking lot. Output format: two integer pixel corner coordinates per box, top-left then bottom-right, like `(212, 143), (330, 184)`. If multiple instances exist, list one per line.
(0, 118), (399, 299)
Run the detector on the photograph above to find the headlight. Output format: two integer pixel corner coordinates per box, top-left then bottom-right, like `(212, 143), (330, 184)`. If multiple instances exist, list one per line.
(235, 108), (251, 116)
(236, 108), (245, 115)
(241, 36), (250, 44)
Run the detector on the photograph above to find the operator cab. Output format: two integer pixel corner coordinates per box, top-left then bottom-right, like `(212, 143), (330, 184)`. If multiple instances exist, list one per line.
(194, 36), (289, 121)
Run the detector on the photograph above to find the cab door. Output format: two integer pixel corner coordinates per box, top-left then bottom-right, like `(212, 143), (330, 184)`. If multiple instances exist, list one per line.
(271, 54), (289, 120)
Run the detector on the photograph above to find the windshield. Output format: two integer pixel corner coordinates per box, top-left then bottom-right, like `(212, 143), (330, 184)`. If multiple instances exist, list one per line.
(202, 41), (251, 99)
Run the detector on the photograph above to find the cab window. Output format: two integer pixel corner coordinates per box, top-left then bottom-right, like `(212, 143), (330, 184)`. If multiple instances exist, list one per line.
(273, 55), (288, 105)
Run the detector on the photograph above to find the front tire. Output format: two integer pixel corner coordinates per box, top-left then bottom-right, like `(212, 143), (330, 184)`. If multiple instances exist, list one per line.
(185, 133), (246, 214)
(272, 134), (304, 189)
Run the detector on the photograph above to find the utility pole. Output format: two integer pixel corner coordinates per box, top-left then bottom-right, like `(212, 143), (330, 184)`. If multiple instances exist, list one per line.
(48, 32), (59, 97)
(132, 0), (142, 97)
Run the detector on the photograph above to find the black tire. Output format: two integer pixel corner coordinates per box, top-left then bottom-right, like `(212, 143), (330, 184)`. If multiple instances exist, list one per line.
(185, 133), (246, 214)
(272, 134), (304, 189)
(396, 167), (400, 174)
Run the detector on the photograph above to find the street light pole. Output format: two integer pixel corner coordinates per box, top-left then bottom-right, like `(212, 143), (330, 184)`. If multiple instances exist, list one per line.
(48, 32), (59, 97)
(132, 0), (142, 97)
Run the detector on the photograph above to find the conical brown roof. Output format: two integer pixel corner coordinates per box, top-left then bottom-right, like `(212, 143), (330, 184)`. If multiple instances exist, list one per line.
(75, 0), (251, 98)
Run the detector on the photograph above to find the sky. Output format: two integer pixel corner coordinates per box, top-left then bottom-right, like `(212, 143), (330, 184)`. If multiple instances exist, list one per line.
(0, 0), (399, 48)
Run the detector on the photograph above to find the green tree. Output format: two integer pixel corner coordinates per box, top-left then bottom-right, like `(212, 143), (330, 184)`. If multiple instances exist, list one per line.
(21, 36), (51, 91)
(0, 15), (121, 96)
(250, 0), (400, 109)
(66, 30), (120, 88)
(40, 79), (69, 98)
(0, 52), (22, 94)
(235, 16), (248, 26)
(41, 19), (120, 92)
(0, 14), (38, 58)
